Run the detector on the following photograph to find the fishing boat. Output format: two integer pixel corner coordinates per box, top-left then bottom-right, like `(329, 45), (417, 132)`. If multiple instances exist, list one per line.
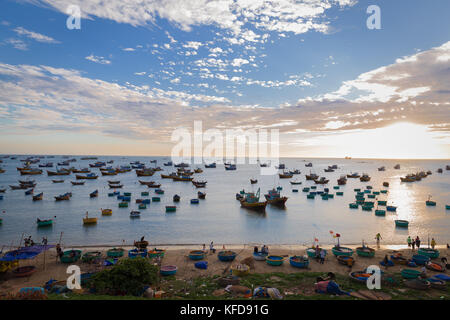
(118, 202), (128, 208)
(305, 173), (319, 180)
(314, 177), (329, 184)
(337, 256), (355, 267)
(231, 264), (250, 276)
(386, 205), (397, 212)
(173, 194), (180, 202)
(304, 163), (312, 167)
(51, 179), (64, 184)
(356, 246), (375, 257)
(412, 254), (430, 265)
(289, 256), (309, 268)
(130, 211), (141, 218)
(437, 168), (443, 173)
(266, 255), (285, 266)
(108, 180), (120, 184)
(383, 182), (389, 187)
(107, 248), (124, 258)
(190, 198), (200, 204)
(425, 261), (444, 272)
(279, 172), (293, 179)
(347, 172), (360, 178)
(76, 173), (98, 180)
(55, 193), (70, 201)
(12, 266), (37, 278)
(25, 188), (34, 195)
(218, 250), (237, 262)
(197, 191), (206, 199)
(375, 209), (386, 216)
(425, 195), (436, 206)
(225, 164), (237, 170)
(290, 180), (302, 185)
(332, 246), (354, 257)
(101, 170), (117, 176)
(90, 190), (98, 198)
(250, 179), (258, 184)
(128, 249), (147, 258)
(89, 161), (106, 168)
(253, 252), (268, 261)
(401, 269), (421, 279)
(360, 174), (371, 182)
(172, 175), (193, 182)
(101, 208), (112, 216)
(395, 220), (409, 228)
(71, 181), (85, 186)
(163, 161), (173, 166)
(160, 265), (177, 276)
(205, 163), (216, 168)
(72, 168), (90, 173)
(109, 184), (123, 189)
(37, 218), (53, 227)
(277, 164), (286, 169)
(240, 188), (267, 211)
(155, 189), (165, 195)
(337, 176), (347, 185)
(418, 248), (440, 259)
(324, 167), (334, 172)
(47, 169), (70, 176)
(378, 166), (385, 171)
(189, 250), (206, 260)
(264, 188), (288, 206)
(32, 192), (43, 201)
(192, 180), (207, 188)
(165, 205), (176, 213)
(60, 250), (82, 263)
(136, 169), (155, 177)
(83, 215), (97, 225)
(394, 164), (400, 169)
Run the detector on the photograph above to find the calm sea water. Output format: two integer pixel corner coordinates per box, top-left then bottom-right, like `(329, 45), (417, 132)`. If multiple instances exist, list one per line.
(0, 156), (449, 247)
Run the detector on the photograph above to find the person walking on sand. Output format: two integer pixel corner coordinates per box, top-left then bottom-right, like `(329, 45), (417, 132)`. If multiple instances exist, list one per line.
(210, 241), (216, 254)
(415, 236), (421, 249)
(375, 233), (382, 247)
(412, 238), (416, 251)
(407, 236), (412, 248)
(431, 238), (436, 249)
(320, 249), (326, 264)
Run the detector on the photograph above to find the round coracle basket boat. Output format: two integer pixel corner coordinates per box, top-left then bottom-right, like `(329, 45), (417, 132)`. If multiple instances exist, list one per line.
(266, 255), (285, 266)
(160, 265), (177, 276)
(12, 266), (37, 278)
(60, 250), (82, 263)
(356, 247), (375, 258)
(189, 250), (206, 261)
(417, 248), (439, 259)
(332, 246), (353, 257)
(231, 264), (250, 276)
(289, 256), (309, 268)
(107, 248), (124, 258)
(217, 250), (237, 262)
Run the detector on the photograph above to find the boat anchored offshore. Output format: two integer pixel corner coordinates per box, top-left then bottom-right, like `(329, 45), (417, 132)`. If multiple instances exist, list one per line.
(240, 188), (267, 211)
(264, 188), (288, 206)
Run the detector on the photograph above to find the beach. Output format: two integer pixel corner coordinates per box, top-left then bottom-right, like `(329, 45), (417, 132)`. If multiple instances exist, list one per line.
(1, 243), (448, 296)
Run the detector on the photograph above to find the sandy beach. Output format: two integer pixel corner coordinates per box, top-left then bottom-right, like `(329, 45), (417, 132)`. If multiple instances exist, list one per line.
(1, 243), (448, 295)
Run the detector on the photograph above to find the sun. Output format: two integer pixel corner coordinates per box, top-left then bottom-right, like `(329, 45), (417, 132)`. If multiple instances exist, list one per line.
(308, 122), (450, 159)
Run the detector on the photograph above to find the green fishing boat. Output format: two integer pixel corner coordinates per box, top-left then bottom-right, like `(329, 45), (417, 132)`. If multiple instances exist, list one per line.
(395, 220), (409, 228)
(375, 209), (386, 216)
(37, 219), (53, 227)
(141, 191), (149, 196)
(417, 248), (439, 259)
(152, 197), (161, 202)
(362, 205), (372, 211)
(118, 202), (128, 208)
(367, 194), (376, 199)
(124, 192), (132, 197)
(60, 250), (82, 263)
(332, 246), (353, 257)
(401, 269), (421, 279)
(349, 203), (358, 209)
(377, 200), (387, 206)
(356, 246), (375, 257)
(336, 192), (344, 196)
(380, 190), (388, 194)
(307, 194), (315, 199)
(165, 206), (176, 212)
(333, 186), (340, 190)
(107, 248), (124, 258)
(138, 203), (146, 209)
(302, 187), (310, 192)
(354, 188), (361, 192)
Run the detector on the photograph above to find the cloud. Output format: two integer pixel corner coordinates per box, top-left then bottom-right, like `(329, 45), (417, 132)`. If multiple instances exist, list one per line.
(13, 27), (60, 43)
(4, 38), (28, 50)
(122, 47), (136, 51)
(231, 58), (249, 67)
(26, 0), (357, 41)
(85, 54), (111, 65)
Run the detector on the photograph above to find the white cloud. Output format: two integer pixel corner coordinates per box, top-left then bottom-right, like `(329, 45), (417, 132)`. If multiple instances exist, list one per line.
(122, 47), (136, 51)
(4, 38), (28, 50)
(13, 27), (60, 43)
(231, 58), (249, 67)
(85, 54), (111, 65)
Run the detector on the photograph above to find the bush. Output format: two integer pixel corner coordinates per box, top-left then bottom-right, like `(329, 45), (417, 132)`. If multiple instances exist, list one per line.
(91, 257), (159, 296)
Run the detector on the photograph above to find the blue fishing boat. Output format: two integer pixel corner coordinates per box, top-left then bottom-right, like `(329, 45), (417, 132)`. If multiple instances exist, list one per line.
(253, 252), (268, 261)
(289, 256), (309, 268)
(218, 251), (237, 262)
(266, 255), (285, 266)
(190, 198), (199, 204)
(160, 265), (177, 276)
(412, 254), (430, 265)
(189, 250), (206, 260)
(89, 189), (98, 198)
(386, 206), (397, 212)
(395, 220), (409, 228)
(128, 249), (147, 258)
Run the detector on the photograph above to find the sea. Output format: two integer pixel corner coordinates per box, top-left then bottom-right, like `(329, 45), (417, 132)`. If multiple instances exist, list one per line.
(0, 156), (449, 247)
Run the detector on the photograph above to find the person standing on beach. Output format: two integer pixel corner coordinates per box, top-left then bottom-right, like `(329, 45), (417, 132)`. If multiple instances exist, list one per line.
(375, 233), (382, 247)
(210, 242), (216, 254)
(411, 239), (416, 251)
(416, 236), (421, 249)
(431, 238), (436, 249)
(320, 249), (326, 264)
(407, 236), (412, 247)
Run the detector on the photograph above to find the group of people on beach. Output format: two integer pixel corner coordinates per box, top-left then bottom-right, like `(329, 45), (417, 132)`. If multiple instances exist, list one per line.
(254, 245), (269, 255)
(23, 236), (48, 247)
(406, 236), (437, 250)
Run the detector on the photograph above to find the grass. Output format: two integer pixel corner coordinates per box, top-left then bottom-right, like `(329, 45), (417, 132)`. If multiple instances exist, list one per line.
(46, 270), (450, 300)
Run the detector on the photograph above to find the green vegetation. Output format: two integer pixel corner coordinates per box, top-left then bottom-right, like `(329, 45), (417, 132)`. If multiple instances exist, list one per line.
(90, 257), (159, 296)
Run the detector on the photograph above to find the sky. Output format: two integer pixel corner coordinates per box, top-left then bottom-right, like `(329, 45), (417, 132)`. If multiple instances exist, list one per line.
(0, 0), (449, 158)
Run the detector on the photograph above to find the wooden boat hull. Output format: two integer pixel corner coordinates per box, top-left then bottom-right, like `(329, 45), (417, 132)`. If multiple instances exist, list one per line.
(265, 196), (288, 206)
(240, 200), (267, 210)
